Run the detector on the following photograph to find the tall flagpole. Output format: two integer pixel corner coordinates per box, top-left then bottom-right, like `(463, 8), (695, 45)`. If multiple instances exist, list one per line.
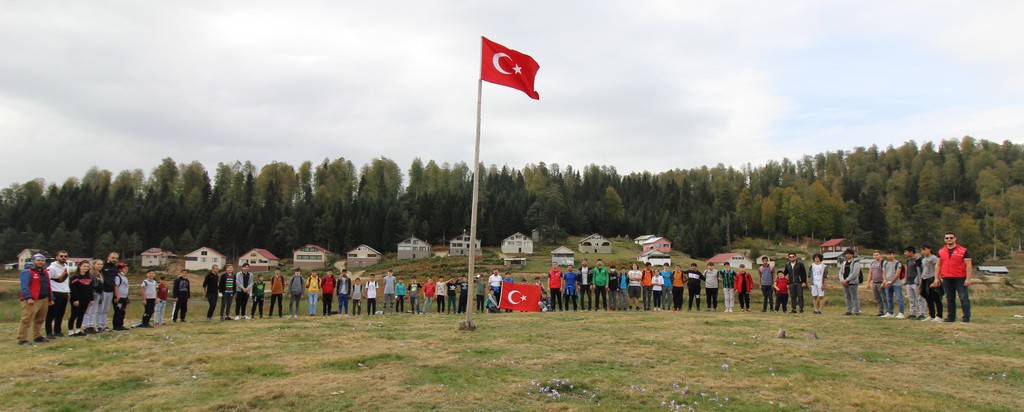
(463, 77), (483, 331)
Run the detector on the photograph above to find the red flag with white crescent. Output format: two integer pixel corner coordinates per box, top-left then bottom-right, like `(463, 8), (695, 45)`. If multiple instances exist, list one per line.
(498, 281), (542, 312)
(480, 37), (540, 100)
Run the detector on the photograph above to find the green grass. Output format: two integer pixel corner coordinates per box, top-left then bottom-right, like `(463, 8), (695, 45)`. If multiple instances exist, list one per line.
(1, 299), (1023, 410)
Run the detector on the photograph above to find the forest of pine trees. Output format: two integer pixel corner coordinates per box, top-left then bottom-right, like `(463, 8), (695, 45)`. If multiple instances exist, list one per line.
(2, 136), (1024, 264)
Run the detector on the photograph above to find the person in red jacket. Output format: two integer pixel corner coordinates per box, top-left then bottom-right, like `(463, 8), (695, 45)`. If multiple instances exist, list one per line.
(734, 265), (755, 312)
(935, 231), (973, 323)
(548, 263), (563, 311)
(321, 270), (336, 316)
(422, 277), (436, 314)
(18, 254), (53, 345)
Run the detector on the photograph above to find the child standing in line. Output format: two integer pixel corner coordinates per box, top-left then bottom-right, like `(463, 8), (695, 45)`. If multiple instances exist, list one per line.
(735, 265), (754, 312)
(365, 275), (379, 315)
(287, 269), (303, 318)
(446, 277), (458, 314)
(140, 270), (157, 328)
(251, 274), (266, 319)
(112, 263), (131, 331)
(408, 276), (420, 314)
(351, 278), (364, 316)
(774, 270), (790, 313)
(337, 270), (352, 316)
(321, 270), (336, 316)
(435, 277), (447, 314)
(306, 271), (321, 317)
(720, 262), (737, 313)
(422, 276), (435, 314)
(651, 269), (664, 311)
(395, 278), (407, 313)
(703, 262), (720, 312)
(154, 275), (168, 327)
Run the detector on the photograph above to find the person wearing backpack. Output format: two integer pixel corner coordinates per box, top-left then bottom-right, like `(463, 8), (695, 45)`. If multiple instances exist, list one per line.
(882, 250), (905, 318)
(287, 269), (304, 318)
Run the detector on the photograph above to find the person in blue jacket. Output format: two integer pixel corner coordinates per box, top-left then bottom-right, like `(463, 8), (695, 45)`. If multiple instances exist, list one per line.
(563, 265), (579, 311)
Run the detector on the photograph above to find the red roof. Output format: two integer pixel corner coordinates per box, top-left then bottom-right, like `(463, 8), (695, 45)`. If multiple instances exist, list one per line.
(249, 248), (280, 261)
(820, 238), (846, 247)
(300, 244), (329, 253)
(708, 253), (744, 264)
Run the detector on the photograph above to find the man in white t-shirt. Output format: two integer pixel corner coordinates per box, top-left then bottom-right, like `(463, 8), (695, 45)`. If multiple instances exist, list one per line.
(46, 250), (71, 338)
(488, 268), (503, 296)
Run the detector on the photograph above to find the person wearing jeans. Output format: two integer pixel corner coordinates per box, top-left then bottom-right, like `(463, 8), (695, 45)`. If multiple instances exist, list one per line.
(337, 270), (352, 316)
(306, 271), (321, 316)
(883, 251), (904, 318)
(936, 232), (972, 323)
(758, 258), (773, 312)
(218, 265), (236, 320)
(288, 269), (304, 317)
(919, 245), (943, 321)
(783, 253), (807, 314)
(839, 249), (862, 315)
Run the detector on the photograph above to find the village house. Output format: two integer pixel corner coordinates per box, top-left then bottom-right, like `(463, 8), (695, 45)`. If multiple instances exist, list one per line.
(707, 252), (754, 270)
(820, 238), (857, 254)
(141, 247), (177, 267)
(638, 249), (671, 266)
(449, 232), (482, 256)
(641, 236), (672, 254)
(293, 244), (329, 269)
(347, 244), (382, 267)
(184, 247), (227, 271)
(578, 234), (612, 254)
(501, 232), (534, 254)
(551, 246), (575, 266)
(397, 236), (432, 260)
(238, 248), (280, 272)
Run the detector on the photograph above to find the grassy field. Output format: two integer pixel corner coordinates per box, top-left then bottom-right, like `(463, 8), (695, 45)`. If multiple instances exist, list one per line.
(0, 296), (1022, 411)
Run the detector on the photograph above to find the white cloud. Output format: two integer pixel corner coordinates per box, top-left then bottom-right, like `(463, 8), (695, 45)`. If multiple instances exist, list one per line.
(0, 1), (1021, 187)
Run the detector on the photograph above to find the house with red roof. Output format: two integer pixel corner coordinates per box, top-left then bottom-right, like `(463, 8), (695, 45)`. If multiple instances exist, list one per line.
(820, 238), (857, 254)
(641, 236), (672, 254)
(238, 248), (280, 272)
(707, 252), (753, 269)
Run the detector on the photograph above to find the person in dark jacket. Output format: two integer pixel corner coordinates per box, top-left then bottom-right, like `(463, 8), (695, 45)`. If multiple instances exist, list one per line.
(68, 261), (94, 336)
(18, 254), (53, 345)
(172, 270), (191, 322)
(218, 264), (236, 320)
(202, 265), (220, 321)
(783, 253), (808, 313)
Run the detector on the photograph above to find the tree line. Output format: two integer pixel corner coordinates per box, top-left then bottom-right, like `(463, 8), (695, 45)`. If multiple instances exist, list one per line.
(2, 136), (1023, 264)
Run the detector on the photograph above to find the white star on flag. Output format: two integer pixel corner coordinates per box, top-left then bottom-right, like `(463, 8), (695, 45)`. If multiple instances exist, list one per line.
(513, 64), (522, 74)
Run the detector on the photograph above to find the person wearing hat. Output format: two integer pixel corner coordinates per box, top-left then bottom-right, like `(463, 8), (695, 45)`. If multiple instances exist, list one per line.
(18, 254), (53, 345)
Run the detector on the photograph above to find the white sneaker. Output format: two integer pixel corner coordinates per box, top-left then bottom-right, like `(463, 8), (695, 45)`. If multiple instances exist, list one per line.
(920, 316), (932, 322)
(234, 316), (240, 320)
(895, 313), (905, 319)
(881, 313), (893, 318)
(932, 317), (943, 322)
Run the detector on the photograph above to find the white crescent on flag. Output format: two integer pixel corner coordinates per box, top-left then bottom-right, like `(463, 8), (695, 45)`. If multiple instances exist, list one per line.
(492, 53), (513, 74)
(507, 290), (527, 305)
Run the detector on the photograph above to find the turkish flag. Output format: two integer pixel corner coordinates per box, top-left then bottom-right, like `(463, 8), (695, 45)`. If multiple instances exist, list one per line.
(498, 281), (542, 312)
(480, 37), (540, 100)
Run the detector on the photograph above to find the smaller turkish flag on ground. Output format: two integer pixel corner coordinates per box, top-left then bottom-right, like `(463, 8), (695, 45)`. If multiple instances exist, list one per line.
(498, 281), (542, 312)
(480, 37), (540, 100)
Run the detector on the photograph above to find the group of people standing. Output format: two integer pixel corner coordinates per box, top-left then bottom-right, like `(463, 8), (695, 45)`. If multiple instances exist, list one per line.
(16, 252), (191, 345)
(15, 232), (977, 344)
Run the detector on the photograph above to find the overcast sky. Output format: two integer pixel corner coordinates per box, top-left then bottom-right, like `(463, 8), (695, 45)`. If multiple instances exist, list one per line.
(2, 1), (1023, 187)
